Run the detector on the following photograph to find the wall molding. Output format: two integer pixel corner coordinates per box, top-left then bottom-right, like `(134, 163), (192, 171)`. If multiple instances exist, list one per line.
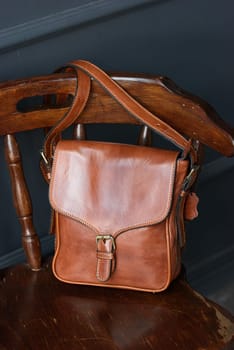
(0, 235), (54, 269)
(0, 0), (156, 53)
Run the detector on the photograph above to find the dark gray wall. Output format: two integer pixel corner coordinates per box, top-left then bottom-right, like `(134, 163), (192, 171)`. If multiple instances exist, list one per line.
(0, 0), (233, 290)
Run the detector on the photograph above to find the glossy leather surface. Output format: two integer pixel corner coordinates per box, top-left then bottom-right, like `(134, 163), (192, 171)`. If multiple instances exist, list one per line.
(44, 61), (201, 293)
(50, 140), (180, 233)
(50, 140), (189, 292)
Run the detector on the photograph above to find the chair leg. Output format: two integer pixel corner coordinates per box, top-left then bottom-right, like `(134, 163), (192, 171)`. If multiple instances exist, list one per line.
(4, 134), (41, 270)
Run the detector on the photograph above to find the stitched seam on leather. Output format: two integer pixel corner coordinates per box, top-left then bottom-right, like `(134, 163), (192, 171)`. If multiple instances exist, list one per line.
(165, 216), (172, 287)
(114, 158), (177, 236)
(52, 213), (61, 277)
(52, 200), (170, 291)
(49, 147), (99, 235)
(52, 206), (100, 234)
(49, 145), (178, 235)
(51, 274), (170, 292)
(96, 259), (111, 281)
(53, 212), (171, 291)
(97, 253), (113, 259)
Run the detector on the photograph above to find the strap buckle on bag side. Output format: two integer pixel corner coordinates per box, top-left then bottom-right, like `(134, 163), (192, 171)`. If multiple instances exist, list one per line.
(96, 235), (116, 282)
(40, 67), (91, 183)
(176, 164), (200, 248)
(181, 165), (200, 192)
(40, 150), (50, 166)
(40, 150), (53, 181)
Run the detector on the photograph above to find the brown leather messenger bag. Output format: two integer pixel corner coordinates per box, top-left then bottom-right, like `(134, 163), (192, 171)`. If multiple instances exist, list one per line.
(41, 60), (199, 292)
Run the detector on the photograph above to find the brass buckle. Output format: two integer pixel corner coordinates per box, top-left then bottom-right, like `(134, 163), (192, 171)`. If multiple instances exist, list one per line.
(40, 150), (49, 165)
(96, 235), (116, 251)
(182, 165), (200, 191)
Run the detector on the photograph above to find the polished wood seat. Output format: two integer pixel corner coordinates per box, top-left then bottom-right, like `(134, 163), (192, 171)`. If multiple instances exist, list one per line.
(0, 69), (234, 349)
(1, 260), (234, 350)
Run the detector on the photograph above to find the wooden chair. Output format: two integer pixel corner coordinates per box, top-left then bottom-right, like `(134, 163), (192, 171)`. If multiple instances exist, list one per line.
(0, 70), (233, 350)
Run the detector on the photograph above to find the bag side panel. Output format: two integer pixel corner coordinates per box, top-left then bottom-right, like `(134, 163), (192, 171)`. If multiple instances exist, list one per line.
(167, 158), (189, 281)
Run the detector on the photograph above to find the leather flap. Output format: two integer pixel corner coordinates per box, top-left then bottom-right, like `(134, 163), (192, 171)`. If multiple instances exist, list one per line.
(49, 140), (179, 235)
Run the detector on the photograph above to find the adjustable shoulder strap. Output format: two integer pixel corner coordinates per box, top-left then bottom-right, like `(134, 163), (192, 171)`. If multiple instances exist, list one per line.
(42, 67), (91, 170)
(71, 60), (192, 154)
(42, 60), (195, 180)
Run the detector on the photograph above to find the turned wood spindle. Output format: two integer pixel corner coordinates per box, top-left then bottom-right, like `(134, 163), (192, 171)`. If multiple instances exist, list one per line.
(4, 134), (41, 270)
(137, 125), (152, 146)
